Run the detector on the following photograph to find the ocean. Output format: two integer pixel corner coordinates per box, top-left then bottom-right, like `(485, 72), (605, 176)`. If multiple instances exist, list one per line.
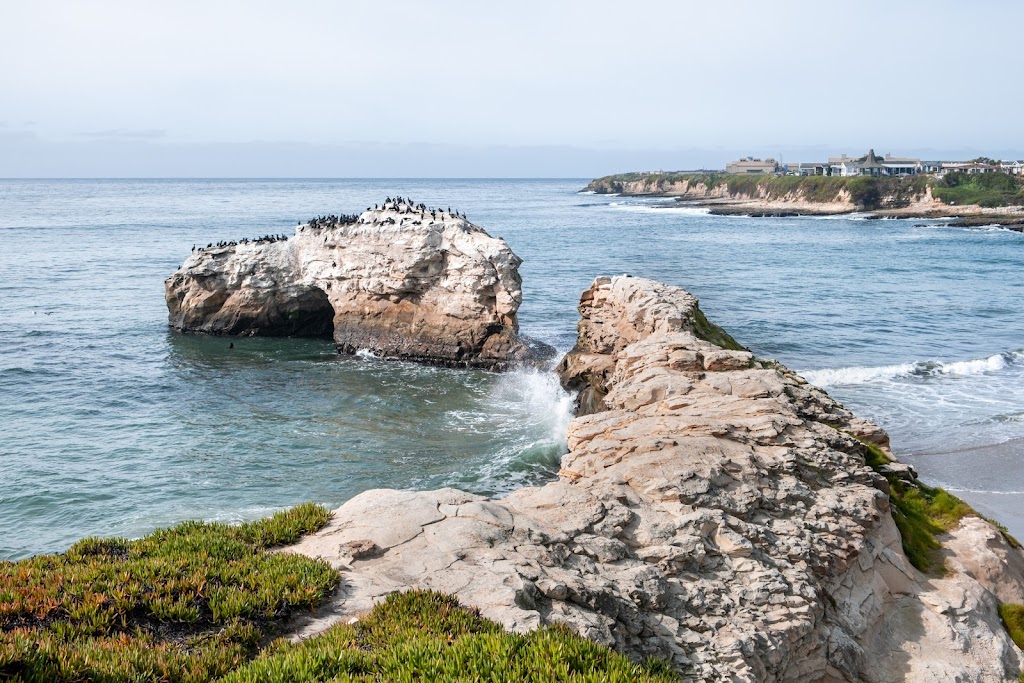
(2, 178), (1023, 559)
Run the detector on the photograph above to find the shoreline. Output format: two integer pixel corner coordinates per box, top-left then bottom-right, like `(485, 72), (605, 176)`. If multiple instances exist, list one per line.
(584, 172), (1024, 229)
(663, 197), (1024, 228)
(910, 436), (1024, 539)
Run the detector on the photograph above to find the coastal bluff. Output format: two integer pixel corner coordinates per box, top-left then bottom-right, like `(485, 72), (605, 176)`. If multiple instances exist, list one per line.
(286, 276), (1024, 682)
(584, 172), (1024, 223)
(165, 200), (535, 368)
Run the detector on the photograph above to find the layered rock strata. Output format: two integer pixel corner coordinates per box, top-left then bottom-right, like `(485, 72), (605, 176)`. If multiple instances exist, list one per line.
(287, 275), (1024, 682)
(165, 200), (535, 368)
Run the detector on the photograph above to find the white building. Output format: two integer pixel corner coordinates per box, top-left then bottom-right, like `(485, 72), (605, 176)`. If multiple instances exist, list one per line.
(1000, 161), (1024, 175)
(828, 150), (921, 177)
(939, 161), (1001, 175)
(726, 157), (778, 174)
(793, 162), (827, 176)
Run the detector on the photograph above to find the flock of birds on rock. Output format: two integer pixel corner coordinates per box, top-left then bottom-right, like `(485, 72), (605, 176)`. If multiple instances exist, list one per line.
(189, 197), (469, 256)
(192, 234), (290, 253)
(306, 214), (361, 230)
(367, 196), (467, 223)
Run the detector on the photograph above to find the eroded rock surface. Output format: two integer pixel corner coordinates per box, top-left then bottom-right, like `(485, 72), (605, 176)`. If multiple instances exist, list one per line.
(286, 275), (1024, 682)
(165, 200), (536, 368)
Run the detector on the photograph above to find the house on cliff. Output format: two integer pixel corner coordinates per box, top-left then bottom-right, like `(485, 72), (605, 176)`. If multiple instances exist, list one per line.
(829, 149), (922, 177)
(725, 157), (778, 174)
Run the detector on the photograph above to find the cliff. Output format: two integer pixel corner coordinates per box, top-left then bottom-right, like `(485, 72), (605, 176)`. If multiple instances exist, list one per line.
(286, 276), (1024, 682)
(165, 199), (538, 369)
(585, 172), (1024, 219)
(585, 173), (930, 213)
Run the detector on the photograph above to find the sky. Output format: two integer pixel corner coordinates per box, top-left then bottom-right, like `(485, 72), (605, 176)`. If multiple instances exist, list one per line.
(1, 0), (1022, 177)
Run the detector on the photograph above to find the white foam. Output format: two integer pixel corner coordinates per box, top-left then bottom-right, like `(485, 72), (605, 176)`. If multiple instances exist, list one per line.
(943, 488), (1024, 496)
(355, 348), (380, 359)
(433, 367), (576, 495)
(915, 222), (1020, 234)
(802, 350), (1023, 388)
(802, 362), (917, 387)
(938, 354), (1008, 376)
(607, 202), (711, 216)
(804, 212), (874, 221)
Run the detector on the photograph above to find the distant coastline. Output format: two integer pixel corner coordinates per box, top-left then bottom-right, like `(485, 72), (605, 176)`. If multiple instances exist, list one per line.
(584, 172), (1024, 229)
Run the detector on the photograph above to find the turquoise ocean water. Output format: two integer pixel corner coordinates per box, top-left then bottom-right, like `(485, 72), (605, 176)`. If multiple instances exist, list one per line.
(2, 178), (1023, 559)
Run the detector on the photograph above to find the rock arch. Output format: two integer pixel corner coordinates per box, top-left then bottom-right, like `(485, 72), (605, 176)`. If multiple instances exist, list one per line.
(165, 203), (548, 368)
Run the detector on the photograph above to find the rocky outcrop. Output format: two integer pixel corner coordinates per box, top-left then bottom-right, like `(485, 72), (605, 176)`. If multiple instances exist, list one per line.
(285, 276), (1024, 682)
(555, 276), (748, 417)
(165, 200), (538, 368)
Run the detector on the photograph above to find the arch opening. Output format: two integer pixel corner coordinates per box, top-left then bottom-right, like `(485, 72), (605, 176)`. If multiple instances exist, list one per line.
(278, 285), (335, 338)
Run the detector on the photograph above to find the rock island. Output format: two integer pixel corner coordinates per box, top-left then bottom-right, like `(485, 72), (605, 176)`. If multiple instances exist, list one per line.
(165, 198), (541, 369)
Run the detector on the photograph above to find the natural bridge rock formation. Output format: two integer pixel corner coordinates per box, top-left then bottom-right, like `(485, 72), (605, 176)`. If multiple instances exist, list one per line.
(286, 276), (1024, 682)
(165, 200), (535, 368)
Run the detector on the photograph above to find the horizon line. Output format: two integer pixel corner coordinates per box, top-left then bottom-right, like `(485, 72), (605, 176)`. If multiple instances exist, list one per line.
(0, 176), (594, 181)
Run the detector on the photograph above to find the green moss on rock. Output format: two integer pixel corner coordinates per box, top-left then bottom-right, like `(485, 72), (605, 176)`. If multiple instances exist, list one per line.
(691, 306), (745, 351)
(852, 437), (976, 574)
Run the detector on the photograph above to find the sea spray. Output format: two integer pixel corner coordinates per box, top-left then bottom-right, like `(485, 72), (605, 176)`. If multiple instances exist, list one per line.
(436, 365), (576, 495)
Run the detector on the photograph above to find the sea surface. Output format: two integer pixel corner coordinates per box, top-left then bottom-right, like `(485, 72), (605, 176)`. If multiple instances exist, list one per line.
(2, 179), (1023, 559)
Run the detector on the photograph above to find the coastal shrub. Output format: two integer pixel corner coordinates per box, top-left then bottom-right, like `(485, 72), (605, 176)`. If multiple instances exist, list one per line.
(0, 503), (337, 682)
(844, 177), (882, 208)
(998, 602), (1024, 678)
(933, 172), (1024, 208)
(216, 590), (679, 683)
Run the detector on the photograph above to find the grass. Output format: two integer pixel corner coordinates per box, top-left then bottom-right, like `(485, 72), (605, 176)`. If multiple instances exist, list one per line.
(0, 503), (338, 682)
(216, 590), (679, 683)
(1000, 604), (1024, 651)
(999, 603), (1024, 679)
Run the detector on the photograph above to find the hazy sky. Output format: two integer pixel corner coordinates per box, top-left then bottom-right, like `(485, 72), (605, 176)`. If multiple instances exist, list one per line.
(2, 0), (1022, 176)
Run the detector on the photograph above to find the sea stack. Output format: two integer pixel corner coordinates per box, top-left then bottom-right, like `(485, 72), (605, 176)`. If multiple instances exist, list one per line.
(164, 201), (537, 368)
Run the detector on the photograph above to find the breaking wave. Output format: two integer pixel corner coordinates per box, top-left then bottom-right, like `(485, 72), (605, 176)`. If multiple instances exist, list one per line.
(802, 349), (1024, 388)
(427, 366), (576, 495)
(607, 201), (711, 216)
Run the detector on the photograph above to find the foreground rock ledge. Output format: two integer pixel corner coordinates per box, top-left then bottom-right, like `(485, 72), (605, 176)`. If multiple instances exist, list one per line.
(286, 276), (1024, 682)
(165, 200), (537, 368)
